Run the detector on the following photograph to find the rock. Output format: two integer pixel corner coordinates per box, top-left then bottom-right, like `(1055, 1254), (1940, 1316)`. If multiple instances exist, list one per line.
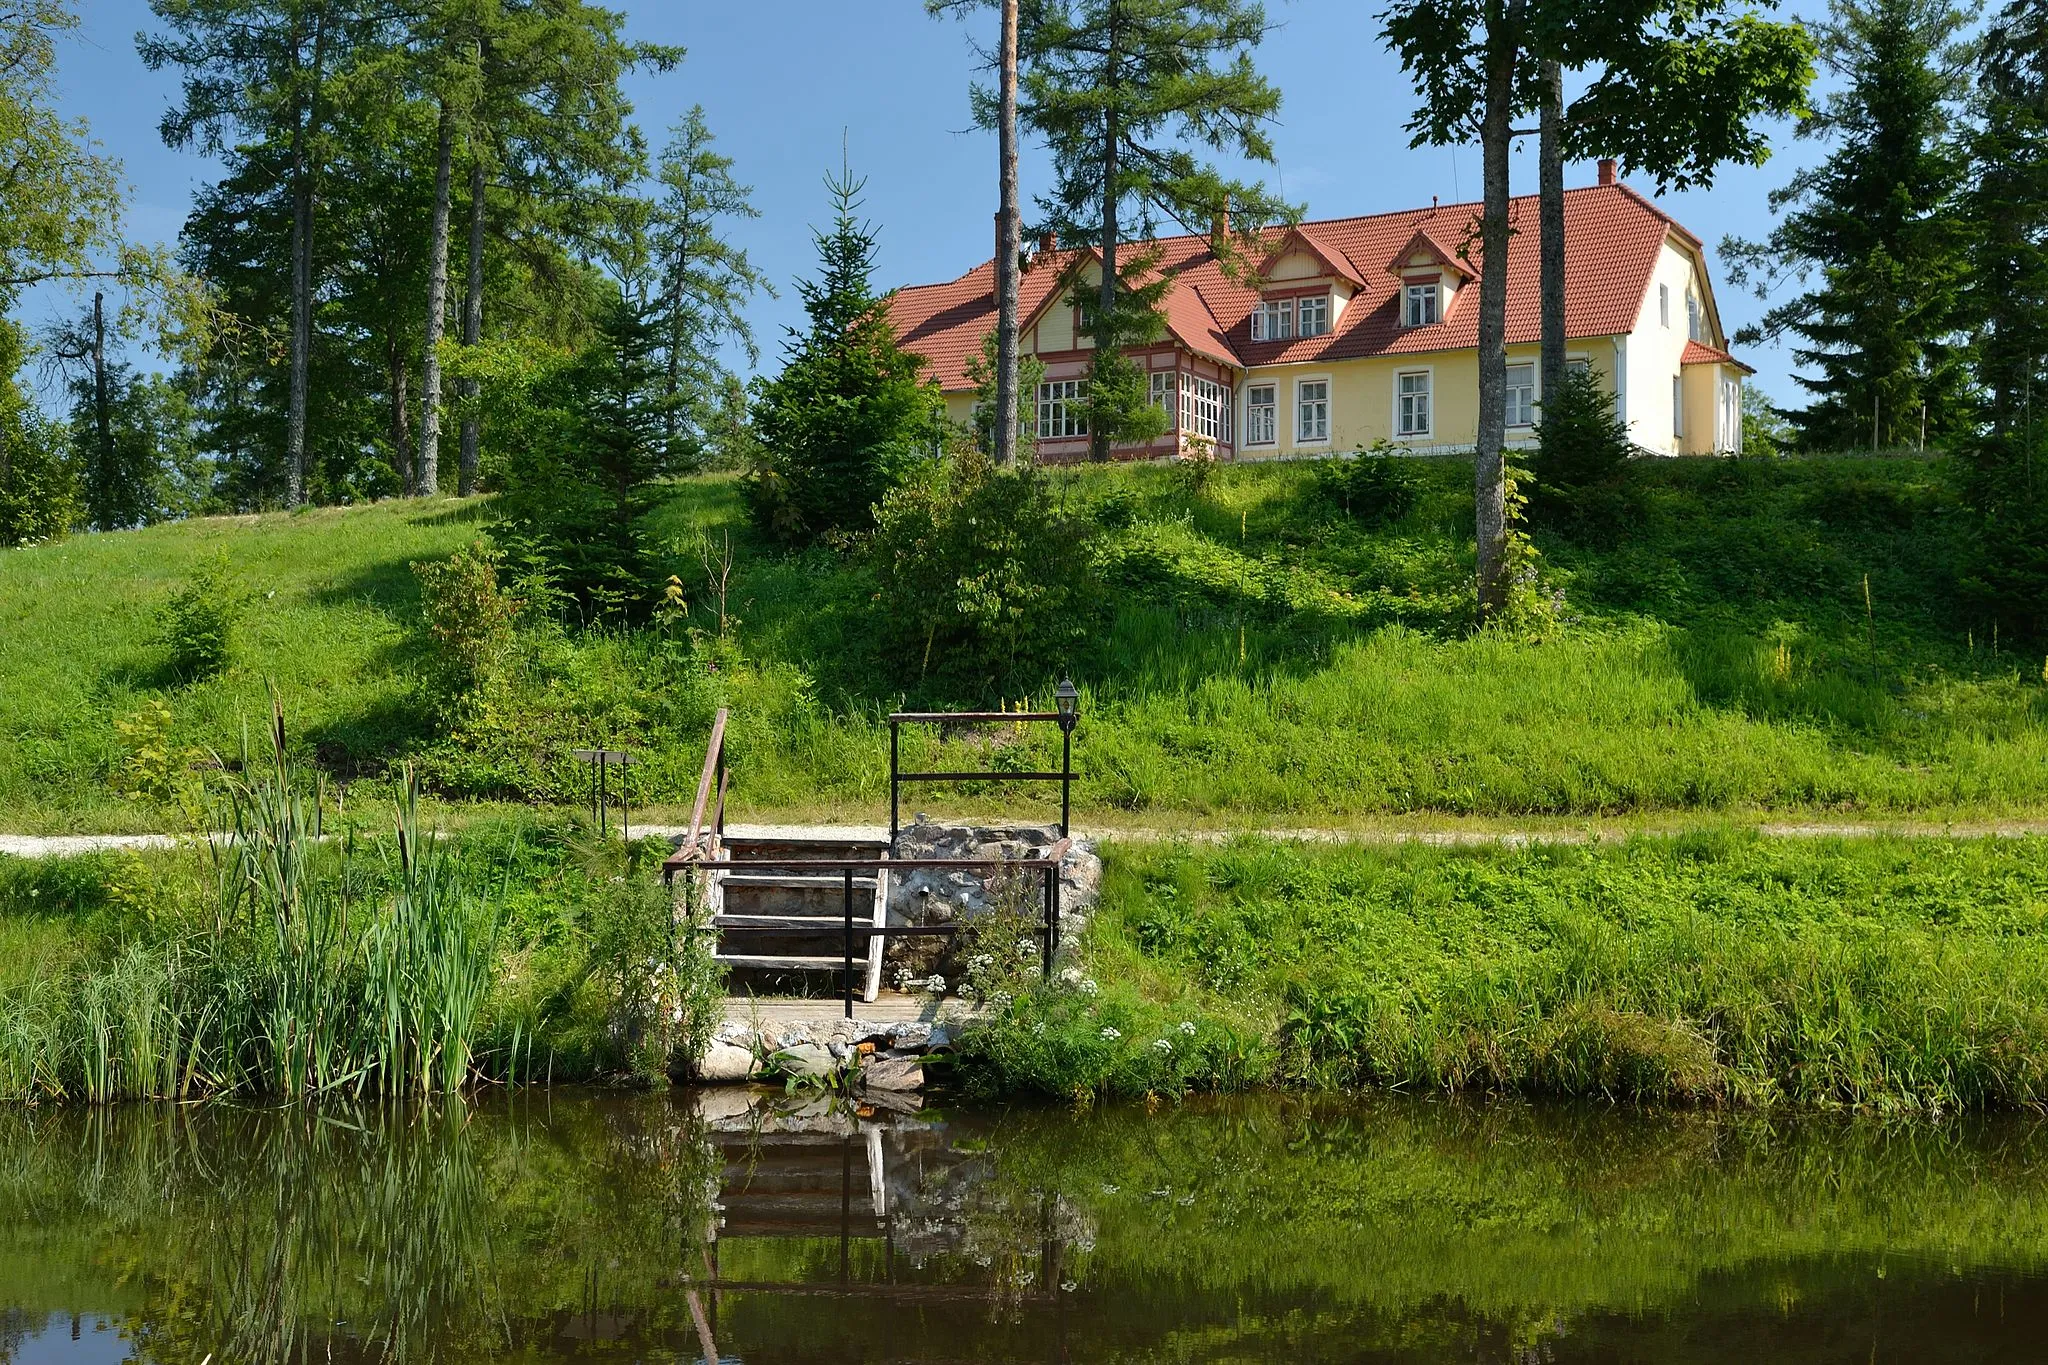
(926, 1024), (954, 1051)
(690, 1086), (763, 1122)
(696, 1040), (758, 1083)
(858, 1056), (925, 1091)
(886, 1021), (933, 1050)
(776, 1042), (838, 1078)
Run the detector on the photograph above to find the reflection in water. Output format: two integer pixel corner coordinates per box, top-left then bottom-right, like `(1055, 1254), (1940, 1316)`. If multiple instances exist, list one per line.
(3, 1091), (2048, 1361)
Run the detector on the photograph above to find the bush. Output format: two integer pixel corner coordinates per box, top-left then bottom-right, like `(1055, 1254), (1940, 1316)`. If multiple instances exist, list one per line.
(413, 539), (522, 701)
(1312, 443), (1423, 526)
(1533, 367), (1633, 491)
(156, 554), (241, 680)
(869, 448), (1104, 695)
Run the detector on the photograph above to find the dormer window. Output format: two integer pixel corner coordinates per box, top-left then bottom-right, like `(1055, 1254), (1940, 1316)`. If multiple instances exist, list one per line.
(1685, 290), (1702, 342)
(1251, 297), (1294, 341)
(1297, 293), (1330, 338)
(1404, 282), (1440, 327)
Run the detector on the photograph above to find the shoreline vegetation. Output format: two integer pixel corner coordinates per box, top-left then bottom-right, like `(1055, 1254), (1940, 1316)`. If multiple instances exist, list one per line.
(4, 454), (2048, 1110)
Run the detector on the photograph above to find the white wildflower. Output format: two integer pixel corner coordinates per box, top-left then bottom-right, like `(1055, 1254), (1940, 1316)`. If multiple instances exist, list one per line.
(1099, 1026), (1121, 1041)
(923, 974), (947, 993)
(1079, 977), (1100, 996)
(1179, 1020), (1197, 1035)
(1153, 1038), (1172, 1052)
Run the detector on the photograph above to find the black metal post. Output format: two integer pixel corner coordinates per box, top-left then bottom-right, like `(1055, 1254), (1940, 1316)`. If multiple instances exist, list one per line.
(1042, 865), (1054, 982)
(1059, 727), (1072, 838)
(621, 758), (630, 845)
(889, 721), (900, 844)
(1051, 864), (1062, 959)
(840, 1137), (852, 1283)
(843, 867), (855, 1019)
(598, 757), (609, 837)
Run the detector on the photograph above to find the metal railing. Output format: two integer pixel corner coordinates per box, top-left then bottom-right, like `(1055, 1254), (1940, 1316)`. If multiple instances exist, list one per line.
(889, 708), (1075, 842)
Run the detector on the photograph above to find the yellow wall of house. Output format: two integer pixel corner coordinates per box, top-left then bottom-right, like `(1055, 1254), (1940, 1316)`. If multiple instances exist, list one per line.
(1236, 342), (1618, 458)
(1680, 363), (1719, 454)
(945, 391), (977, 429)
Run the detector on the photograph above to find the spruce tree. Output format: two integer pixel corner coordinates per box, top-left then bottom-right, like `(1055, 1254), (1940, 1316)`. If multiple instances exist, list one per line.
(1722, 0), (1975, 451)
(749, 166), (941, 544)
(1016, 0), (1293, 460)
(650, 107), (769, 469)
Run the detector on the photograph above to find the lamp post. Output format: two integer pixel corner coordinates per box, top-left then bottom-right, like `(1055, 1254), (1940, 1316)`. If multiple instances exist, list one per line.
(1054, 677), (1078, 836)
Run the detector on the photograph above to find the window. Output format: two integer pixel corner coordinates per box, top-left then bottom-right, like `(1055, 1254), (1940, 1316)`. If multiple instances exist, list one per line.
(1396, 370), (1431, 437)
(1150, 370), (1176, 419)
(1659, 283), (1670, 328)
(1245, 384), (1277, 445)
(1685, 290), (1702, 342)
(1505, 363), (1536, 428)
(1297, 293), (1330, 338)
(1566, 356), (1591, 376)
(1037, 379), (1087, 439)
(1297, 379), (1330, 443)
(1672, 375), (1683, 439)
(1404, 283), (1439, 327)
(1251, 297), (1295, 341)
(1182, 373), (1231, 442)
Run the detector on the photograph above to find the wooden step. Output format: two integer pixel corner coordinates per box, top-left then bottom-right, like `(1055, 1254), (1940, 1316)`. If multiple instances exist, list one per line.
(714, 914), (883, 931)
(716, 953), (865, 970)
(719, 873), (879, 890)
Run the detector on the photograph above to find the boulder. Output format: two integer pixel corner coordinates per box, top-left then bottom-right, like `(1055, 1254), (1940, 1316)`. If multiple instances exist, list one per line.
(695, 1040), (758, 1083)
(858, 1056), (925, 1091)
(775, 1042), (838, 1078)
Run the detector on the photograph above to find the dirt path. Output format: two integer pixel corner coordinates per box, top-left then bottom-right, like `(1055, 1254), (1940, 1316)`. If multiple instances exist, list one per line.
(6, 819), (2047, 859)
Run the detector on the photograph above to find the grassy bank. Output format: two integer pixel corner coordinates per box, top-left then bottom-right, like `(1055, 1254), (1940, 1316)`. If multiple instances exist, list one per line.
(962, 829), (2048, 1111)
(3, 454), (2045, 831)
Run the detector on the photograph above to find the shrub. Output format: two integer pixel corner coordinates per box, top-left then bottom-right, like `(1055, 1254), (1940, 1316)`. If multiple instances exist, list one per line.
(1533, 367), (1633, 491)
(1312, 443), (1422, 526)
(869, 447), (1103, 694)
(413, 539), (522, 700)
(156, 554), (241, 680)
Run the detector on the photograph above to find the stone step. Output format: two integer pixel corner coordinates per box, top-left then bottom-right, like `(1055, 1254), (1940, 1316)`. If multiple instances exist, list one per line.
(721, 872), (880, 890)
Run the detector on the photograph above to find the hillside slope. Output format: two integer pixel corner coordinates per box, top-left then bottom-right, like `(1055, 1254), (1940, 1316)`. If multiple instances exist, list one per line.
(2, 456), (2044, 832)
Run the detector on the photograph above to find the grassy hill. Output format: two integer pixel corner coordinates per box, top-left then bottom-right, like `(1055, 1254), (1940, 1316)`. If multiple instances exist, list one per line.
(2, 453), (2044, 833)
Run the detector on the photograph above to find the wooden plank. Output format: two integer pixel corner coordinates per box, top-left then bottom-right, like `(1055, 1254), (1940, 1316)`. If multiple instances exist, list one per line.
(889, 710), (1062, 724)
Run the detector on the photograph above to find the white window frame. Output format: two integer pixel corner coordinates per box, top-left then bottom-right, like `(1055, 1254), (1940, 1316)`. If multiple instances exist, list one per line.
(1296, 377), (1331, 444)
(1245, 383), (1277, 446)
(1150, 369), (1176, 420)
(1182, 372), (1231, 443)
(1659, 283), (1670, 328)
(1394, 368), (1433, 439)
(1297, 293), (1330, 338)
(1037, 379), (1088, 440)
(1505, 361), (1536, 429)
(1403, 282), (1439, 327)
(1686, 290), (1702, 342)
(1251, 297), (1296, 342)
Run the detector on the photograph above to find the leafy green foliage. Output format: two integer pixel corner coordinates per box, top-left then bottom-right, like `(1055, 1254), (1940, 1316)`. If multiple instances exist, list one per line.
(870, 448), (1104, 695)
(748, 165), (943, 543)
(155, 554), (242, 680)
(411, 539), (521, 702)
(1311, 445), (1424, 526)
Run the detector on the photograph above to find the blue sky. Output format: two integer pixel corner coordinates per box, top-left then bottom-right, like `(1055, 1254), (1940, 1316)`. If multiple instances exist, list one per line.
(50, 0), (1829, 407)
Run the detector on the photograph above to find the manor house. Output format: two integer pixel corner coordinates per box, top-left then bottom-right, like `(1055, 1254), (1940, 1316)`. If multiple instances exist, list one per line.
(888, 161), (1750, 461)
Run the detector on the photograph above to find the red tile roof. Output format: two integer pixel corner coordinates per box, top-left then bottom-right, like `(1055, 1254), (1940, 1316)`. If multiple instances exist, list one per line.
(1681, 338), (1754, 373)
(888, 182), (1723, 392)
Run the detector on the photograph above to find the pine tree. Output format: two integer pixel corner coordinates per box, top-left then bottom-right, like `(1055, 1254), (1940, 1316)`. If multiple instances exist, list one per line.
(650, 107), (769, 470)
(1016, 0), (1293, 460)
(748, 165), (943, 544)
(1722, 0), (1975, 451)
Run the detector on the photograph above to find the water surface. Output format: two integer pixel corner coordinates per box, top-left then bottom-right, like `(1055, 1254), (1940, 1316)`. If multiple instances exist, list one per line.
(4, 1089), (2048, 1362)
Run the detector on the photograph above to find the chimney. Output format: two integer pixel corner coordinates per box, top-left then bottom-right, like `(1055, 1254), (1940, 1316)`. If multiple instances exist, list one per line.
(1598, 158), (1617, 187)
(1039, 229), (1058, 254)
(1211, 199), (1231, 253)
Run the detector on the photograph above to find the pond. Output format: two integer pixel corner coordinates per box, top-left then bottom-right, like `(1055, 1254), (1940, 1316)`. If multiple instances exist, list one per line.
(4, 1089), (2047, 1362)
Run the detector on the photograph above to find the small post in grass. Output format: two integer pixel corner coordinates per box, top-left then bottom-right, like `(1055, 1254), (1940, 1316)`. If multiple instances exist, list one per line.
(569, 748), (637, 839)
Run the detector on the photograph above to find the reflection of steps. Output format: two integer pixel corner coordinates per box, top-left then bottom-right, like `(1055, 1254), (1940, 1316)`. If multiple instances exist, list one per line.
(708, 837), (892, 1002)
(714, 1130), (889, 1237)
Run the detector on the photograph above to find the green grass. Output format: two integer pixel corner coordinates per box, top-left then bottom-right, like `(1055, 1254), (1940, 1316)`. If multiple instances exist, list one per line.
(3, 453), (2045, 831)
(958, 830), (2048, 1111)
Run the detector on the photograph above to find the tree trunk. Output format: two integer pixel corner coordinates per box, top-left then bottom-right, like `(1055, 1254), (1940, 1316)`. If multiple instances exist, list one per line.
(458, 153), (485, 495)
(1538, 58), (1567, 409)
(1473, 8), (1516, 625)
(664, 230), (687, 448)
(995, 0), (1021, 467)
(285, 11), (327, 509)
(1091, 4), (1121, 464)
(91, 291), (113, 530)
(388, 331), (413, 496)
(419, 98), (454, 497)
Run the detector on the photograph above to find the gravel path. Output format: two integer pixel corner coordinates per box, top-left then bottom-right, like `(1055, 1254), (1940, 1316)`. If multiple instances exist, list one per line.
(5, 819), (2047, 859)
